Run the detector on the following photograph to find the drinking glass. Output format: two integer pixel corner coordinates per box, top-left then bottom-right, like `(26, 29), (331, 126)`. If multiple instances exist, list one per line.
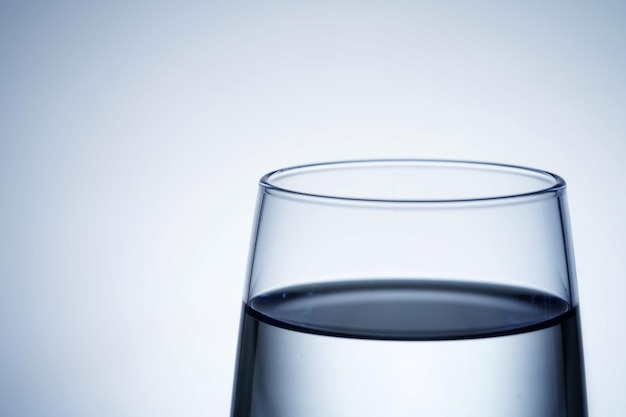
(230, 160), (587, 417)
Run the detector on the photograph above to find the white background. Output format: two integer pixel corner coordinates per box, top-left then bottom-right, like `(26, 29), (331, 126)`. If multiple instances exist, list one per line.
(1, 1), (624, 416)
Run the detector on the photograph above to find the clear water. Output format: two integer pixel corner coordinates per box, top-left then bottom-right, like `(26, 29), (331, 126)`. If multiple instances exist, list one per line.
(231, 280), (586, 417)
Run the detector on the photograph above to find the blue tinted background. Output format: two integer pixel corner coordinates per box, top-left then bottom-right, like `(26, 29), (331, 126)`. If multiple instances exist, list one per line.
(1, 1), (624, 416)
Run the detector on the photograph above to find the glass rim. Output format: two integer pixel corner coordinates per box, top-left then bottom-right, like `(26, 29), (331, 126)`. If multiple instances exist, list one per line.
(259, 159), (566, 204)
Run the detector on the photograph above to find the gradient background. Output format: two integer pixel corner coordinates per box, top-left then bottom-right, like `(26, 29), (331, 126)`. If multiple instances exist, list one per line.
(1, 1), (624, 416)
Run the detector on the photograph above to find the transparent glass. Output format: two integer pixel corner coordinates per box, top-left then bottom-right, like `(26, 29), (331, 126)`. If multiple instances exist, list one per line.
(231, 160), (587, 417)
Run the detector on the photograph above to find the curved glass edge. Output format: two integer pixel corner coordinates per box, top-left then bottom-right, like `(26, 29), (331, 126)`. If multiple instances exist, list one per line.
(259, 159), (566, 204)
